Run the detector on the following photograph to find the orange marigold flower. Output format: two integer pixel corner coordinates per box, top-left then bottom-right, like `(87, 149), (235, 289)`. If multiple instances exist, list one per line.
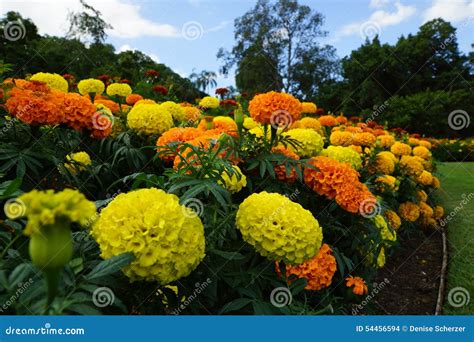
(62, 93), (97, 131)
(318, 115), (337, 127)
(181, 105), (202, 123)
(304, 156), (360, 199)
(330, 131), (354, 146)
(390, 142), (412, 156)
(157, 127), (203, 163)
(336, 182), (376, 214)
(94, 98), (120, 113)
(271, 146), (300, 183)
(385, 210), (402, 230)
(277, 244), (337, 291)
(6, 85), (65, 125)
(335, 115), (348, 125)
(377, 134), (395, 148)
(353, 132), (376, 146)
(345, 276), (368, 295)
(125, 94), (143, 105)
(248, 91), (302, 125)
(398, 202), (420, 222)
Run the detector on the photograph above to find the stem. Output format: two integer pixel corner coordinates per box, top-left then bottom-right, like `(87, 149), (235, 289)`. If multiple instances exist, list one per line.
(0, 233), (21, 259)
(44, 268), (61, 313)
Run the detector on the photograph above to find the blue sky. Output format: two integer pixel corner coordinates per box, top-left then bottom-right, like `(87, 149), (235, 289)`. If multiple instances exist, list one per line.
(2, 0), (473, 88)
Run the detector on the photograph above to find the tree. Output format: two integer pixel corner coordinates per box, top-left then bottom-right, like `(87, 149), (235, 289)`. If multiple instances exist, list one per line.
(66, 0), (113, 44)
(189, 70), (217, 93)
(218, 0), (336, 97)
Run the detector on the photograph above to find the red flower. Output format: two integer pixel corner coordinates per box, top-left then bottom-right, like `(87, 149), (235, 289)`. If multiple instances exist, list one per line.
(219, 99), (237, 107)
(146, 70), (159, 78)
(153, 85), (168, 95)
(120, 79), (131, 84)
(97, 75), (110, 86)
(215, 87), (229, 95)
(62, 73), (75, 81)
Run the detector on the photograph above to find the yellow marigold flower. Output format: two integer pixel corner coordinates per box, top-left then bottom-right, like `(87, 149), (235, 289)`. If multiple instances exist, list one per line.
(18, 189), (96, 236)
(159, 101), (186, 122)
(30, 72), (69, 92)
(416, 190), (428, 202)
(297, 117), (323, 134)
(182, 105), (201, 122)
(91, 188), (205, 284)
(330, 131), (354, 146)
(77, 78), (105, 96)
(199, 96), (220, 109)
(243, 117), (258, 130)
(431, 176), (441, 188)
(377, 134), (395, 148)
(134, 99), (157, 106)
(372, 151), (396, 175)
(353, 132), (376, 147)
(301, 102), (317, 114)
(65, 151), (92, 173)
(219, 165), (247, 193)
(384, 210), (401, 230)
(408, 137), (420, 146)
(127, 104), (174, 135)
(390, 142), (412, 156)
(106, 83), (132, 97)
(413, 146), (431, 160)
(416, 170), (433, 186)
(418, 140), (432, 149)
(419, 201), (434, 218)
(319, 146), (362, 169)
(433, 206), (444, 219)
(284, 128), (324, 158)
(248, 91), (302, 125)
(236, 191), (323, 265)
(399, 155), (424, 177)
(374, 215), (396, 242)
(375, 175), (398, 192)
(398, 202), (420, 222)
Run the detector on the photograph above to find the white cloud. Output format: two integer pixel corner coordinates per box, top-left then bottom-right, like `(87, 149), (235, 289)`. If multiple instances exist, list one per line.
(423, 0), (474, 23)
(0, 0), (180, 38)
(333, 1), (416, 40)
(370, 0), (390, 9)
(206, 20), (231, 33)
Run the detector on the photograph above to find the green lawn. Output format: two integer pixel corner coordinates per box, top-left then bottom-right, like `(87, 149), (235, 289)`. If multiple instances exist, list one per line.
(437, 162), (474, 315)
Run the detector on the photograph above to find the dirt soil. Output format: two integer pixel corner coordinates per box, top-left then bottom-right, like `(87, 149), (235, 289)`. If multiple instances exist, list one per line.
(370, 230), (444, 315)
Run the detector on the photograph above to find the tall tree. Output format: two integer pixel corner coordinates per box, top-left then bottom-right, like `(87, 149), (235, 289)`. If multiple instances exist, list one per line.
(218, 0), (336, 97)
(189, 70), (218, 93)
(67, 0), (113, 44)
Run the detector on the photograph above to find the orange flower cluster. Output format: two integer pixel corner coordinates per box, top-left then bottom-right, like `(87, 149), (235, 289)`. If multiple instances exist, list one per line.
(156, 127), (203, 163)
(318, 115), (337, 127)
(62, 93), (97, 130)
(125, 94), (143, 105)
(277, 244), (337, 291)
(346, 276), (368, 295)
(304, 156), (375, 214)
(271, 146), (300, 183)
(248, 91), (302, 125)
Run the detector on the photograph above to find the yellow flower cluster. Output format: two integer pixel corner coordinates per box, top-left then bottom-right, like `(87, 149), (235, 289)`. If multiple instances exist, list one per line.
(377, 135), (395, 148)
(320, 146), (362, 169)
(284, 128), (324, 158)
(372, 151), (397, 174)
(77, 79), (105, 96)
(30, 72), (69, 92)
(399, 155), (424, 177)
(199, 96), (220, 109)
(384, 210), (401, 230)
(18, 189), (96, 236)
(330, 131), (354, 146)
(413, 146), (431, 160)
(91, 188), (205, 284)
(219, 166), (247, 193)
(106, 83), (132, 97)
(160, 101), (186, 122)
(127, 104), (174, 135)
(398, 202), (420, 222)
(390, 142), (412, 156)
(65, 151), (92, 173)
(301, 102), (317, 114)
(236, 192), (323, 265)
(374, 215), (396, 242)
(375, 175), (398, 192)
